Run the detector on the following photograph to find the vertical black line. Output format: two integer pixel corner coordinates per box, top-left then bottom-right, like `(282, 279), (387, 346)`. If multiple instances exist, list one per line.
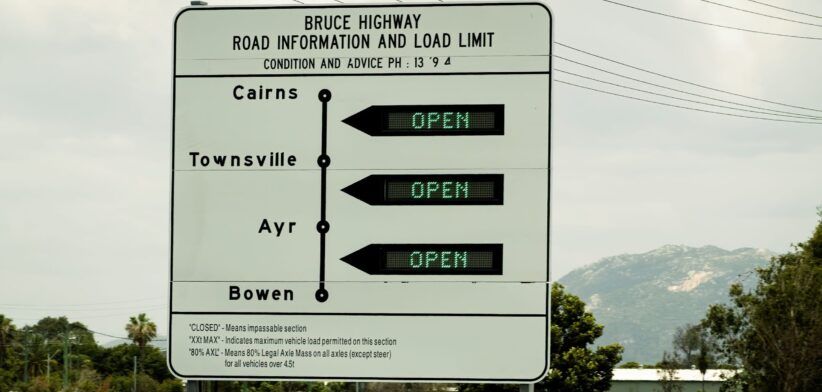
(315, 90), (331, 303)
(319, 233), (326, 285)
(320, 167), (327, 222)
(321, 101), (328, 156)
(320, 100), (328, 222)
(319, 98), (329, 289)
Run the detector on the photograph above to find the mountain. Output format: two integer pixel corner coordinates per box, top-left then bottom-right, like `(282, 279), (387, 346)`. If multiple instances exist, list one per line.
(558, 245), (773, 365)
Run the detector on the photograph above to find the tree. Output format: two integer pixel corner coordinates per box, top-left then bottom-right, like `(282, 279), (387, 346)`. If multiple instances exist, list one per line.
(702, 210), (822, 391)
(325, 382), (354, 392)
(456, 285), (622, 392)
(98, 344), (171, 381)
(617, 361), (642, 369)
(0, 315), (16, 367)
(158, 379), (184, 392)
(74, 369), (103, 392)
(108, 374), (159, 392)
(0, 316), (19, 392)
(667, 323), (716, 370)
(671, 324), (700, 367)
(363, 383), (453, 392)
(656, 352), (683, 392)
(23, 316), (100, 386)
(125, 314), (157, 371)
(26, 316), (101, 364)
(540, 283), (623, 391)
(19, 333), (50, 379)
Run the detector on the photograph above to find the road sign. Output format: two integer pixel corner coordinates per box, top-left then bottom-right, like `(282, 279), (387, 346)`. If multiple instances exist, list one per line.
(169, 2), (552, 382)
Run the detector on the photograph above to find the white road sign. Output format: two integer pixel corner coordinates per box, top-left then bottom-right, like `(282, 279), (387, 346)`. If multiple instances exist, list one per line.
(169, 2), (552, 382)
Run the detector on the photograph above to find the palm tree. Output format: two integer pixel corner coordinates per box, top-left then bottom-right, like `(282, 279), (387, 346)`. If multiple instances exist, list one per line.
(25, 334), (51, 377)
(125, 313), (157, 371)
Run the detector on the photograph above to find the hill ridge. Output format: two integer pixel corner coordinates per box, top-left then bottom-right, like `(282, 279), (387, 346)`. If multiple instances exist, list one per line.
(558, 244), (772, 364)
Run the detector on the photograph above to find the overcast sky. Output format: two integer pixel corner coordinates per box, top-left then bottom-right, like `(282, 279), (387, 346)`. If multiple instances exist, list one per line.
(1, 0), (821, 341)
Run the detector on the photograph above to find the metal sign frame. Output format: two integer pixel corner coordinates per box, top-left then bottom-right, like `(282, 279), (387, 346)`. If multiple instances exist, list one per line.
(169, 1), (552, 382)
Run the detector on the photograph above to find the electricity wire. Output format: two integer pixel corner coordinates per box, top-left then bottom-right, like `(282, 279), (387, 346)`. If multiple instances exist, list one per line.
(87, 330), (131, 340)
(744, 0), (822, 19)
(602, 0), (822, 40)
(0, 330), (167, 347)
(0, 297), (164, 308)
(88, 329), (167, 342)
(555, 42), (822, 114)
(553, 54), (822, 120)
(0, 305), (164, 312)
(555, 68), (822, 120)
(700, 0), (822, 28)
(555, 79), (822, 124)
(63, 311), (165, 320)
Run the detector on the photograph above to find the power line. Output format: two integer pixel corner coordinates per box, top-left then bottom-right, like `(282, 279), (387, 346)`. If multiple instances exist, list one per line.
(0, 329), (167, 347)
(555, 68), (822, 121)
(602, 0), (822, 40)
(0, 297), (164, 308)
(555, 79), (822, 124)
(87, 329), (167, 342)
(0, 305), (164, 312)
(553, 54), (822, 119)
(0, 306), (165, 315)
(87, 329), (130, 340)
(700, 0), (822, 28)
(0, 343), (101, 348)
(555, 42), (822, 114)
(2, 311), (166, 324)
(745, 0), (822, 20)
(0, 339), (167, 348)
(70, 311), (165, 320)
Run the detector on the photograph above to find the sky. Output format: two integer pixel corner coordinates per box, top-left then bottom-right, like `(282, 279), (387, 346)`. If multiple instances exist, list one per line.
(1, 0), (821, 342)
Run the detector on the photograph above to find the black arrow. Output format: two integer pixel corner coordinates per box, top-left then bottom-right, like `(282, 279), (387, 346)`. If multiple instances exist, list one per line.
(341, 244), (503, 275)
(342, 174), (504, 206)
(342, 104), (504, 136)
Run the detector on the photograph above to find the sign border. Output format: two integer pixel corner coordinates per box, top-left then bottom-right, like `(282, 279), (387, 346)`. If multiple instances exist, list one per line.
(169, 1), (552, 382)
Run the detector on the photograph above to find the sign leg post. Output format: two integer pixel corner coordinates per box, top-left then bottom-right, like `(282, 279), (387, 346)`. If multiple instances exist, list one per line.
(185, 381), (200, 392)
(519, 383), (534, 392)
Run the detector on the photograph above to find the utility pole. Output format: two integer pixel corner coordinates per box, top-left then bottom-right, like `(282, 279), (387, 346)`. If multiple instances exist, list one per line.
(133, 355), (137, 392)
(45, 346), (61, 388)
(23, 333), (29, 383)
(63, 328), (69, 389)
(45, 339), (50, 383)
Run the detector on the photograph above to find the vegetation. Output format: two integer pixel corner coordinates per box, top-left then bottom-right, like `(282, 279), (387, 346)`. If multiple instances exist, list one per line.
(0, 314), (178, 392)
(616, 361), (642, 369)
(1, 284), (622, 392)
(8, 208), (819, 392)
(543, 284), (623, 391)
(125, 313), (157, 372)
(700, 210), (822, 391)
(655, 352), (683, 392)
(459, 284), (623, 392)
(668, 324), (716, 371)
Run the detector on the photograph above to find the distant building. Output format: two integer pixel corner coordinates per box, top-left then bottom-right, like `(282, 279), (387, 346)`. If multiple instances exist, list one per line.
(609, 369), (737, 392)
